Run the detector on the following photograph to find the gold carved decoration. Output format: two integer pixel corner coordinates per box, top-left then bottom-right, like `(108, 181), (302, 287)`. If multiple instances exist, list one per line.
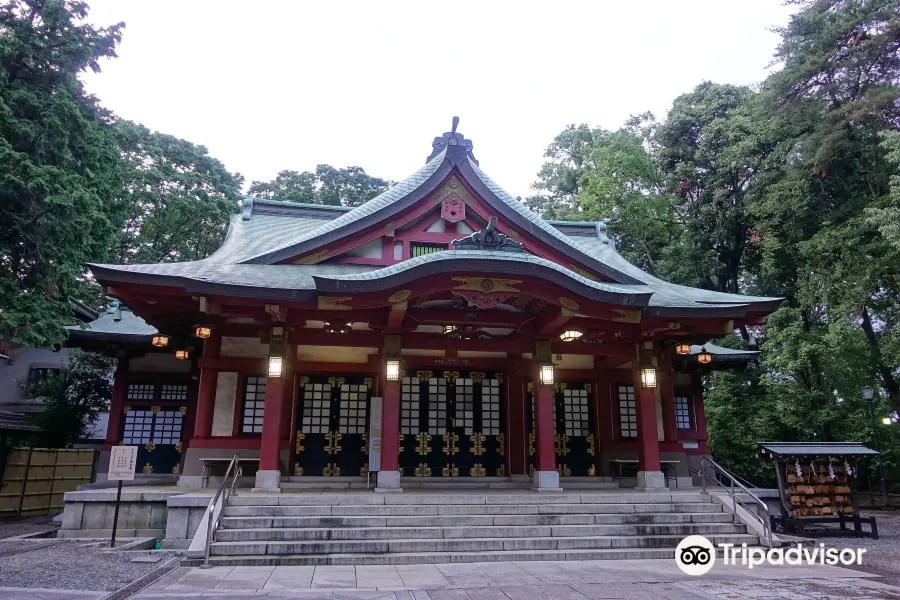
(470, 372), (485, 383)
(150, 405), (160, 414)
(360, 463), (368, 476)
(325, 431), (343, 455)
(415, 433), (432, 456)
(557, 464), (572, 476)
(588, 464), (596, 477)
(318, 296), (352, 310)
(528, 464), (535, 476)
(443, 371), (459, 380)
(361, 433), (368, 454)
(434, 175), (475, 207)
(470, 464), (487, 477)
(528, 433), (535, 456)
(415, 463), (432, 477)
(328, 377), (346, 388)
(142, 463), (153, 474)
(586, 434), (596, 456)
(470, 433), (486, 456)
(417, 371), (433, 379)
(496, 465), (506, 477)
(558, 297), (580, 311)
(145, 442), (156, 453)
(554, 382), (567, 392)
(323, 463), (341, 476)
(388, 290), (412, 304)
(442, 432), (459, 456)
(179, 406), (187, 415)
(293, 463), (304, 476)
(398, 434), (405, 454)
(363, 378), (372, 390)
(452, 277), (521, 294)
(555, 434), (570, 456)
(298, 376), (310, 388)
(398, 466), (405, 475)
(526, 382), (533, 392)
(612, 308), (642, 323)
(571, 265), (600, 281)
(497, 434), (505, 456)
(172, 464), (180, 474)
(442, 463), (459, 477)
(175, 442), (183, 454)
(293, 249), (328, 265)
(585, 383), (592, 393)
(123, 406), (131, 413)
(296, 432), (306, 453)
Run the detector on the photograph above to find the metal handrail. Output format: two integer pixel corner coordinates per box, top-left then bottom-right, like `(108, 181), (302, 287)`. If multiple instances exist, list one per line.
(688, 465), (759, 492)
(199, 454), (241, 568)
(699, 456), (773, 548)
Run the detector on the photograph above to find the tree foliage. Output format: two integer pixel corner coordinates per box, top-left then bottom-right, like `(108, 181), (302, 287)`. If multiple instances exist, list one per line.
(529, 0), (900, 485)
(248, 165), (393, 207)
(24, 349), (115, 447)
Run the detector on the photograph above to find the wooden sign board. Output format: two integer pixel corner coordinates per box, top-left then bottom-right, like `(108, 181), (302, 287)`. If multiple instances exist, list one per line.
(108, 446), (137, 481)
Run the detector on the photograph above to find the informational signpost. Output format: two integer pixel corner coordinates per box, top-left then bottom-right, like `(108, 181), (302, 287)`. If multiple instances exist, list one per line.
(367, 397), (383, 488)
(107, 445), (137, 548)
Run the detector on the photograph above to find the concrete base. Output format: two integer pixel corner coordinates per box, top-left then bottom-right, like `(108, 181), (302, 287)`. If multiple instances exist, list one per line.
(177, 475), (203, 489)
(374, 470), (402, 493)
(531, 470), (563, 492)
(636, 470), (668, 490)
(252, 469), (282, 492)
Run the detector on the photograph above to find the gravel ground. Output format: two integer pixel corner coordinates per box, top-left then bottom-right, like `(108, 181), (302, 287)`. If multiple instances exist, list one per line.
(0, 540), (176, 591)
(806, 510), (900, 587)
(0, 515), (57, 539)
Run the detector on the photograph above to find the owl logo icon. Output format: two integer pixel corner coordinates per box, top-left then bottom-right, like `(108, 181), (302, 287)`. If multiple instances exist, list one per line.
(675, 535), (716, 575)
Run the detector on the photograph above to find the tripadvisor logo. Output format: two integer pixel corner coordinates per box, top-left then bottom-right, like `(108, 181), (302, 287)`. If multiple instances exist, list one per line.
(675, 535), (867, 575)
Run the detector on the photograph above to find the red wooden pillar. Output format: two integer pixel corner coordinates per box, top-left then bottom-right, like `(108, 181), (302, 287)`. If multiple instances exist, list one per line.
(659, 355), (678, 443)
(192, 331), (221, 440)
(506, 375), (526, 475)
(104, 358), (129, 448)
(376, 377), (402, 491)
(692, 374), (708, 442)
(532, 364), (559, 489)
(256, 357), (288, 490)
(632, 357), (665, 488)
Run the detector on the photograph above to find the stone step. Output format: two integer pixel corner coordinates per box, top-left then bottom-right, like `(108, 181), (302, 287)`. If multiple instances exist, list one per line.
(215, 522), (747, 542)
(209, 533), (758, 556)
(221, 501), (721, 518)
(225, 492), (708, 507)
(220, 511), (734, 529)
(187, 546), (683, 566)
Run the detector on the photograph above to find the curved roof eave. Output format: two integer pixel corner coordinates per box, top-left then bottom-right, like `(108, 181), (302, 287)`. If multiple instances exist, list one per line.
(238, 149), (453, 265)
(311, 250), (653, 306)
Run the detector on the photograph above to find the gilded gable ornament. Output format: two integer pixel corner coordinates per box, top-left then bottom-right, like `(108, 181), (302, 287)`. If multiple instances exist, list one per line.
(451, 217), (524, 253)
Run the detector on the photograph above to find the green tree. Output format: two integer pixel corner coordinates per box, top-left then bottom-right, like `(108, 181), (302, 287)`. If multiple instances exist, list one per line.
(0, 0), (125, 346)
(24, 350), (115, 447)
(113, 121), (244, 264)
(248, 165), (392, 207)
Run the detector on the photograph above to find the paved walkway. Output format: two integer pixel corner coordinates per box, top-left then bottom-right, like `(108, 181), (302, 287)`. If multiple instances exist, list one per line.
(130, 560), (900, 599)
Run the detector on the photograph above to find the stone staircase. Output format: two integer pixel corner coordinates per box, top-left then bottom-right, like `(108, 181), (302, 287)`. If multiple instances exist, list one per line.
(185, 491), (757, 566)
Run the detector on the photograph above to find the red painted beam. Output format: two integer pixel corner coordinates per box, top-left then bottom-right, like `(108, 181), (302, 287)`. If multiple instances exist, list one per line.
(527, 307), (574, 337)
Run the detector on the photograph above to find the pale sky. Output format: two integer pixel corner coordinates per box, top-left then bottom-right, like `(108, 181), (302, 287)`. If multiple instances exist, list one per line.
(83, 1), (794, 199)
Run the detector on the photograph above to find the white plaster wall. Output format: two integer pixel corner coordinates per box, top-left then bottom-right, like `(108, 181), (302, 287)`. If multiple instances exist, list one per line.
(347, 238), (383, 258)
(131, 353), (191, 372)
(456, 221), (474, 234)
(211, 372), (237, 436)
(425, 218), (446, 233)
(221, 336), (268, 358)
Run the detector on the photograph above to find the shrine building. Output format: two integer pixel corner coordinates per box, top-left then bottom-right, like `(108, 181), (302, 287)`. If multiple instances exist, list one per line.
(68, 121), (780, 492)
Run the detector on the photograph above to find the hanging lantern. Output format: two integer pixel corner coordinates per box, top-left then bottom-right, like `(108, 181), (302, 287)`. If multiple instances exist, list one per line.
(175, 349), (190, 360)
(640, 367), (658, 389)
(151, 334), (169, 348)
(883, 417), (893, 425)
(675, 342), (691, 355)
(194, 325), (212, 339)
(385, 359), (400, 382)
(538, 362), (555, 387)
(697, 347), (713, 364)
(268, 355), (284, 378)
(559, 330), (583, 342)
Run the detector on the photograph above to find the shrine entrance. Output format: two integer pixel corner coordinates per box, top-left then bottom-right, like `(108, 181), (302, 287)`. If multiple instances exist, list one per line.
(398, 371), (506, 477)
(293, 375), (373, 477)
(527, 381), (597, 477)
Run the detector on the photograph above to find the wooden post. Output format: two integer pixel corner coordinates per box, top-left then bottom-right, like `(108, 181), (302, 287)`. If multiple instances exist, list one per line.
(192, 331), (221, 440)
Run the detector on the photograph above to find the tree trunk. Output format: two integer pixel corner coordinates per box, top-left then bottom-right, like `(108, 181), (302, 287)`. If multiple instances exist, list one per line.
(860, 305), (900, 413)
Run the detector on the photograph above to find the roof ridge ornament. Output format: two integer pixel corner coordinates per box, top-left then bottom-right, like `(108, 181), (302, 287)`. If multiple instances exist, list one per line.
(452, 216), (524, 252)
(597, 220), (617, 249)
(427, 116), (478, 165)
